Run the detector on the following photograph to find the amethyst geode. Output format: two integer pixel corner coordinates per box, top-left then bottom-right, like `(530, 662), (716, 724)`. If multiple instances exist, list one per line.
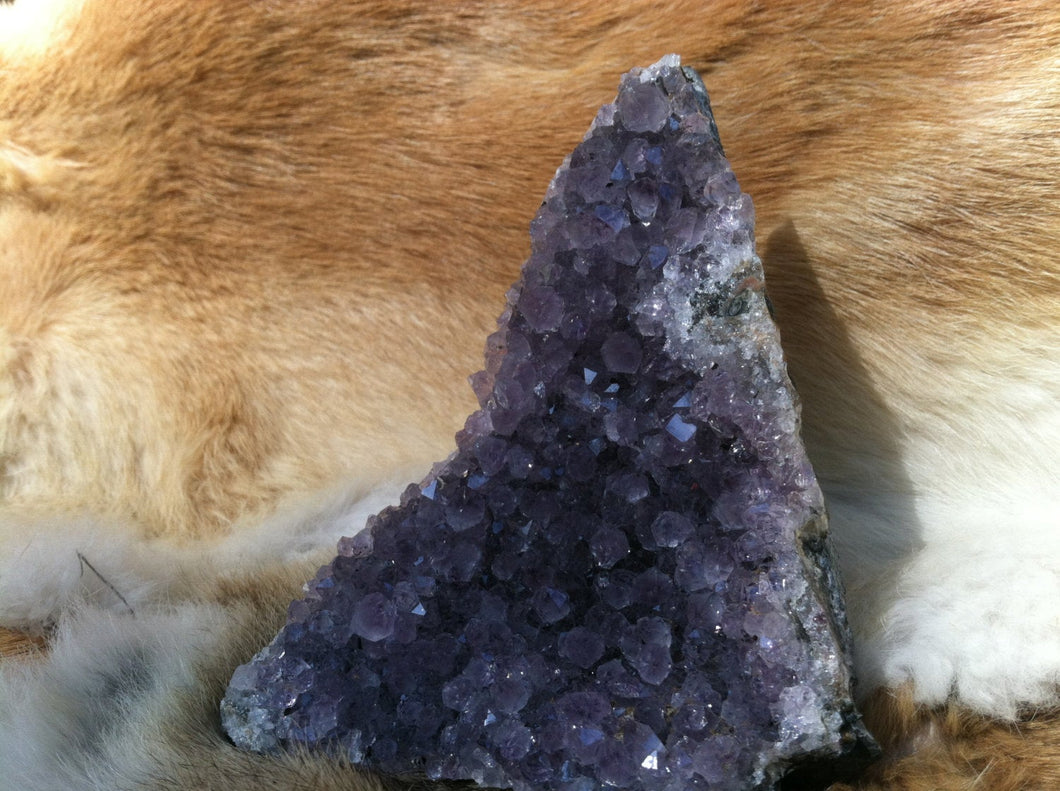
(222, 56), (875, 789)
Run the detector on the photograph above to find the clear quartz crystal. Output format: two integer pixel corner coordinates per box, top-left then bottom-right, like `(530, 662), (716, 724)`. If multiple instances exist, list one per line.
(222, 55), (876, 790)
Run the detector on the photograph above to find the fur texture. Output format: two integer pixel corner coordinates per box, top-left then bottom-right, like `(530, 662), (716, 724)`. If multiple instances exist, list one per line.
(0, 0), (1058, 788)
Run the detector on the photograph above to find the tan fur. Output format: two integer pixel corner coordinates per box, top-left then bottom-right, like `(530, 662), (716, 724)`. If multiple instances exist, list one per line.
(0, 625), (41, 657)
(1, 0), (1058, 788)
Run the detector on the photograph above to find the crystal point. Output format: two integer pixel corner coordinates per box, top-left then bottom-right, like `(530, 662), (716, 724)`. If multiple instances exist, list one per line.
(222, 55), (877, 789)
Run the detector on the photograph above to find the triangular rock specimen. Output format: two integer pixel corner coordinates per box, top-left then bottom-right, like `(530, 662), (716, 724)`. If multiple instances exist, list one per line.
(222, 55), (876, 790)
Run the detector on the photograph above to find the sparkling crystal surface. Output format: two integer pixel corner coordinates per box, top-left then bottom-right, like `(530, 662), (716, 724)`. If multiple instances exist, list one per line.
(221, 55), (876, 790)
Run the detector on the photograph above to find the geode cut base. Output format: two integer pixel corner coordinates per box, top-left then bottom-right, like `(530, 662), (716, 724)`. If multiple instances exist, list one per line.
(222, 56), (876, 790)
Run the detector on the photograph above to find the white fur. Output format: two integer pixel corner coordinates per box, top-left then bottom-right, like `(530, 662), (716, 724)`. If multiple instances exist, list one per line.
(0, 515), (166, 630)
(0, 602), (232, 790)
(0, 474), (410, 632)
(0, 0), (84, 58)
(834, 332), (1060, 716)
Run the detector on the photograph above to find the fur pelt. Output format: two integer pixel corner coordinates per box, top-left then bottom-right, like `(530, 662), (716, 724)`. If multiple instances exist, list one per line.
(0, 0), (1057, 788)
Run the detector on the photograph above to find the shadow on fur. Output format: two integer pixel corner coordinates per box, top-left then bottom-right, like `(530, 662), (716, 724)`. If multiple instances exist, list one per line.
(762, 220), (923, 699)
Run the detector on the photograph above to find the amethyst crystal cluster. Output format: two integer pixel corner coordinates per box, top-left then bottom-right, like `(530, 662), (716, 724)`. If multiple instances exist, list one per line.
(222, 56), (875, 789)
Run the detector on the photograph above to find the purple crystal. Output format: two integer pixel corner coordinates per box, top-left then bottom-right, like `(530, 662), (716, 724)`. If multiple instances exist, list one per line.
(222, 55), (876, 789)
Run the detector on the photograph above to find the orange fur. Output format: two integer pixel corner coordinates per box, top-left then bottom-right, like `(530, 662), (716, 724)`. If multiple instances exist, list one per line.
(1, 1), (1058, 788)
(837, 689), (1060, 790)
(2, 0), (1055, 538)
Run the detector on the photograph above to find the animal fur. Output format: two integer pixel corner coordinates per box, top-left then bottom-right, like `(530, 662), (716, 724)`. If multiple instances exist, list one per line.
(0, 0), (1057, 788)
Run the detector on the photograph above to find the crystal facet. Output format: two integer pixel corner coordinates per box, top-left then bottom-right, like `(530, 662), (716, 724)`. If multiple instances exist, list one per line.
(222, 55), (876, 790)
